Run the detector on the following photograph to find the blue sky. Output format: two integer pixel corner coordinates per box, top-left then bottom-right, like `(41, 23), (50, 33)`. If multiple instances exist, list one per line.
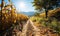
(0, 0), (35, 12)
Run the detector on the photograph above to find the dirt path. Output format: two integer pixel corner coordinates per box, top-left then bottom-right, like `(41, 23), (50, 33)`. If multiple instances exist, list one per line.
(20, 20), (41, 36)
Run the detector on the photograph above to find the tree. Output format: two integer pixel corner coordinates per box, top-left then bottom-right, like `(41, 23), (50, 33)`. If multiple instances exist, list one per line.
(33, 0), (60, 18)
(0, 0), (4, 30)
(0, 0), (4, 21)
